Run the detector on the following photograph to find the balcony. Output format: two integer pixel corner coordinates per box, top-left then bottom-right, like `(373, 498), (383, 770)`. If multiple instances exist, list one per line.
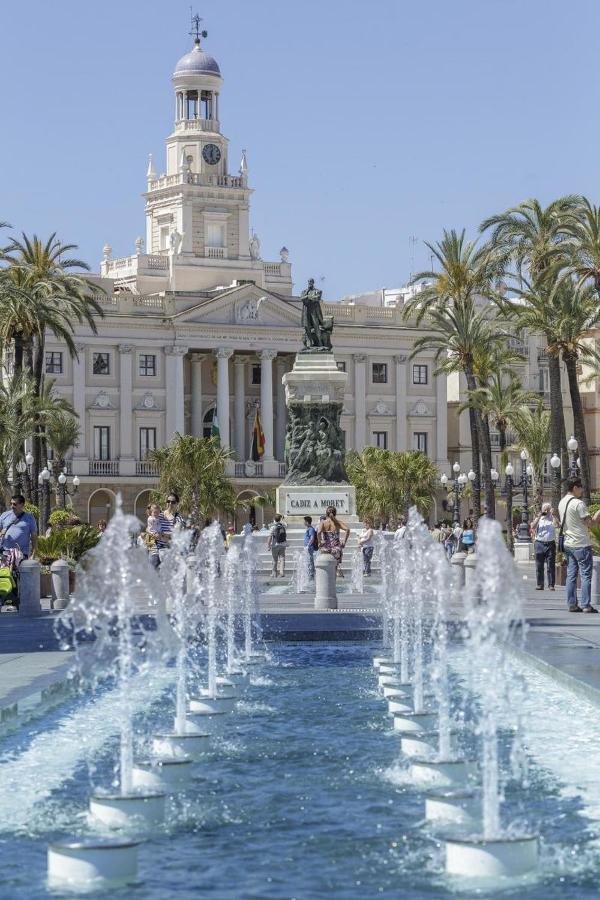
(89, 460), (119, 477)
(206, 247), (227, 259)
(148, 172), (246, 191)
(136, 460), (159, 477)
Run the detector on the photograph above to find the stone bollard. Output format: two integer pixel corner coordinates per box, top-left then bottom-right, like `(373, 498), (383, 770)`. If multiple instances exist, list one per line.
(18, 559), (42, 617)
(463, 553), (477, 589)
(51, 559), (71, 610)
(451, 551), (466, 592)
(592, 557), (600, 607)
(314, 552), (338, 610)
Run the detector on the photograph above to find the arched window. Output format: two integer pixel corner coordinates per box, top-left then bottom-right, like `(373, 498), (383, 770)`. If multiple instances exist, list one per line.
(203, 407), (215, 440)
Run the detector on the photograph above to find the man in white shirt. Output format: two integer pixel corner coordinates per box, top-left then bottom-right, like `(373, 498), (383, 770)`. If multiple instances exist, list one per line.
(531, 502), (559, 591)
(557, 477), (600, 612)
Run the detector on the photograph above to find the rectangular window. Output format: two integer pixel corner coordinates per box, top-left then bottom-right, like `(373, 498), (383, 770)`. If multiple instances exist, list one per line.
(337, 361), (346, 372)
(160, 226), (170, 251)
(413, 364), (428, 385)
(93, 352), (110, 375)
(372, 362), (388, 384)
(139, 427), (157, 460)
(45, 351), (63, 374)
(206, 222), (225, 248)
(374, 431), (388, 450)
(94, 426), (111, 460)
(139, 354), (156, 377)
(414, 432), (428, 455)
(252, 364), (261, 385)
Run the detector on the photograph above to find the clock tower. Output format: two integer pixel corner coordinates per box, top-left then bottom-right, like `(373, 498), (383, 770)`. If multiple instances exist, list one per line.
(144, 24), (253, 269)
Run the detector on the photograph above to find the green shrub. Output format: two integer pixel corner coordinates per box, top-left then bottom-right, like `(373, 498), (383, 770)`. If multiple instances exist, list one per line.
(24, 502), (39, 519)
(48, 509), (71, 528)
(37, 524), (101, 565)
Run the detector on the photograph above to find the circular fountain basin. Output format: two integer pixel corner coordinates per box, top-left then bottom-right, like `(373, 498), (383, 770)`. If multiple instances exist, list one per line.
(47, 838), (140, 888)
(224, 669), (249, 687)
(182, 711), (226, 734)
(242, 651), (267, 665)
(377, 673), (408, 689)
(372, 655), (393, 669)
(393, 711), (438, 734)
(424, 788), (478, 827)
(401, 729), (458, 760)
(387, 696), (414, 715)
(89, 792), (166, 829)
(215, 677), (240, 698)
(408, 756), (476, 788)
(152, 732), (210, 760)
(377, 662), (403, 677)
(132, 758), (194, 792)
(381, 682), (412, 699)
(444, 833), (538, 878)
(189, 692), (236, 715)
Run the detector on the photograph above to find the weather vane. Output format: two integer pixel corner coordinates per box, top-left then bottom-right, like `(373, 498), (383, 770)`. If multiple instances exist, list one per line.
(189, 9), (208, 43)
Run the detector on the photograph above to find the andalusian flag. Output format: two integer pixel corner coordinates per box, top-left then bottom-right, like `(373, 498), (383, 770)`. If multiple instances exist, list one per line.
(251, 409), (265, 461)
(211, 412), (220, 444)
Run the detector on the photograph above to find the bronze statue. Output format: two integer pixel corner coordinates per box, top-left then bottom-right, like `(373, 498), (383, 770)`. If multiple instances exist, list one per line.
(300, 278), (333, 351)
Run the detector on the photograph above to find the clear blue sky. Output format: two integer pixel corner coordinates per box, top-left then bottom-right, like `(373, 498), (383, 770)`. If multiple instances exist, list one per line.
(1, 0), (599, 299)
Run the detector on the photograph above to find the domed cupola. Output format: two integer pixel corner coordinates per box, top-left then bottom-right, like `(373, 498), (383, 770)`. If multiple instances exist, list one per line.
(172, 16), (223, 125)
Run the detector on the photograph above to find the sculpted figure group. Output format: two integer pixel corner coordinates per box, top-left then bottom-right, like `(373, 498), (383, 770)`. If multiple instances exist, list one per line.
(285, 411), (348, 484)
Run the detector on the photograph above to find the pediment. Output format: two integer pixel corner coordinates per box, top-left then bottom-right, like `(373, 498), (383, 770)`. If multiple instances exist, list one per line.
(170, 285), (301, 328)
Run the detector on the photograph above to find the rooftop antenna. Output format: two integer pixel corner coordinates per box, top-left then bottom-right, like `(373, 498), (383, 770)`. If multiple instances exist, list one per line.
(189, 8), (208, 43)
(409, 235), (418, 282)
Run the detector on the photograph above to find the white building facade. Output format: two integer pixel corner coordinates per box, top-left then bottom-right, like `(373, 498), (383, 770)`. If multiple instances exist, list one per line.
(49, 34), (449, 524)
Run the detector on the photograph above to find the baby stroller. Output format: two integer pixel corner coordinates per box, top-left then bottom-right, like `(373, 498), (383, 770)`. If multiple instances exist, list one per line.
(0, 548), (23, 608)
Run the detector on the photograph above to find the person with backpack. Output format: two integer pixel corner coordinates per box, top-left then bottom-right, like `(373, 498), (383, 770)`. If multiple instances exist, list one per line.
(0, 494), (37, 561)
(268, 513), (287, 578)
(558, 477), (600, 612)
(303, 515), (318, 579)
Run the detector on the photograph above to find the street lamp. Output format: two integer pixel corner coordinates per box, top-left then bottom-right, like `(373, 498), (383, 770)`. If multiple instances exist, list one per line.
(57, 471), (80, 509)
(440, 462), (467, 524)
(515, 449), (533, 543)
(567, 435), (579, 478)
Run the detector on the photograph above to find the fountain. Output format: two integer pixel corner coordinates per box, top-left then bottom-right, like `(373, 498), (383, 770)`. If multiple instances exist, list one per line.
(442, 518), (538, 879)
(188, 523), (238, 715)
(292, 547), (312, 594)
(350, 548), (364, 595)
(222, 544), (250, 688)
(48, 498), (170, 885)
(240, 531), (266, 664)
(151, 528), (210, 761)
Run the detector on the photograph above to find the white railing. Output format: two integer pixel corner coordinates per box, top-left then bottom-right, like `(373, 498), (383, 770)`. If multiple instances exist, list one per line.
(206, 247), (226, 259)
(90, 293), (118, 306)
(324, 303), (353, 318)
(278, 462), (287, 477)
(89, 460), (119, 476)
(175, 118), (221, 133)
(234, 463), (246, 477)
(133, 296), (164, 309)
(148, 172), (245, 191)
(145, 255), (169, 270)
(136, 460), (159, 477)
(254, 463), (264, 476)
(263, 263), (281, 277)
(367, 306), (394, 319)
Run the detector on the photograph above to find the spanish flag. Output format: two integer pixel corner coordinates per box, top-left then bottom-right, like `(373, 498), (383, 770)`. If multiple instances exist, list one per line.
(251, 409), (265, 461)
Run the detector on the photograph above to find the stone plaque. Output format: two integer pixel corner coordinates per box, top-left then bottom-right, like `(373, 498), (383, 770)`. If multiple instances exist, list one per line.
(277, 485), (356, 519)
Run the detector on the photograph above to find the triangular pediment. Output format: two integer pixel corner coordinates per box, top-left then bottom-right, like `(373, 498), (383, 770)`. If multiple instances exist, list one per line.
(169, 284), (302, 328)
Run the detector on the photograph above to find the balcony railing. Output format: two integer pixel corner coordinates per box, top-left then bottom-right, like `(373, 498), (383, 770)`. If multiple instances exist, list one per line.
(136, 460), (159, 477)
(89, 460), (119, 476)
(206, 247), (227, 259)
(278, 463), (287, 477)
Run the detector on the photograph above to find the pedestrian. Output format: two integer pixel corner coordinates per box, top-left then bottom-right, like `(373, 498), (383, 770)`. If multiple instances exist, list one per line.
(268, 513), (287, 578)
(303, 515), (318, 579)
(317, 506), (350, 578)
(96, 519), (107, 534)
(395, 517), (406, 540)
(558, 477), (600, 613)
(156, 492), (186, 562)
(358, 517), (375, 575)
(461, 517), (475, 553)
(225, 525), (235, 549)
(0, 494), (37, 561)
(531, 502), (558, 591)
(241, 522), (253, 536)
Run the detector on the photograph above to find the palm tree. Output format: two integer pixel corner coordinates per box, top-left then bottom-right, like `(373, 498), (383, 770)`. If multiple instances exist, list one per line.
(404, 234), (507, 520)
(467, 371), (537, 469)
(0, 232), (103, 494)
(511, 402), (551, 515)
(564, 197), (600, 295)
(149, 434), (234, 525)
(346, 448), (438, 523)
(480, 196), (580, 509)
(46, 411), (80, 472)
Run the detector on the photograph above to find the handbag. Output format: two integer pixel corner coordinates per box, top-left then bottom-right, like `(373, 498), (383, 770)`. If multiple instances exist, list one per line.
(558, 497), (576, 553)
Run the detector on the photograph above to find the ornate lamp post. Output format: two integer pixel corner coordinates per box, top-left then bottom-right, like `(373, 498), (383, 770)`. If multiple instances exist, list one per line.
(57, 471), (80, 509)
(440, 461), (468, 524)
(516, 449), (534, 543)
(38, 464), (80, 529)
(567, 435), (579, 478)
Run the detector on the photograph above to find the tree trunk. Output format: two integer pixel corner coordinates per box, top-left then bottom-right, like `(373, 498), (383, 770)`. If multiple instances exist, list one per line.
(32, 336), (46, 507)
(563, 350), (592, 503)
(479, 411), (496, 519)
(548, 350), (566, 509)
(464, 365), (483, 518)
(13, 335), (23, 373)
(506, 479), (514, 553)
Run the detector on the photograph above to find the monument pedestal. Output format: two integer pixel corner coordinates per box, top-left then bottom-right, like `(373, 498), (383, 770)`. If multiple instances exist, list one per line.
(277, 350), (359, 524)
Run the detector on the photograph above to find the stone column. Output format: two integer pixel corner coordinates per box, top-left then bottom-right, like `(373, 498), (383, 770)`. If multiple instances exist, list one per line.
(260, 349), (276, 461)
(395, 354), (408, 452)
(18, 559), (41, 616)
(72, 343), (87, 475)
(165, 345), (188, 440)
(118, 344), (135, 475)
(215, 348), (233, 450)
(435, 368), (448, 465)
(190, 353), (204, 438)
(314, 553), (338, 609)
(275, 356), (287, 462)
(234, 356), (247, 460)
(353, 354), (367, 450)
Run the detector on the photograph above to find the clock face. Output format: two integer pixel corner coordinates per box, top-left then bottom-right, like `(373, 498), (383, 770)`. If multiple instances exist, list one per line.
(202, 143), (221, 166)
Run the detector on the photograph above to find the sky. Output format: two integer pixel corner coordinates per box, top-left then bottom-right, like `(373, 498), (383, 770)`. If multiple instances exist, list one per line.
(1, 0), (599, 300)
